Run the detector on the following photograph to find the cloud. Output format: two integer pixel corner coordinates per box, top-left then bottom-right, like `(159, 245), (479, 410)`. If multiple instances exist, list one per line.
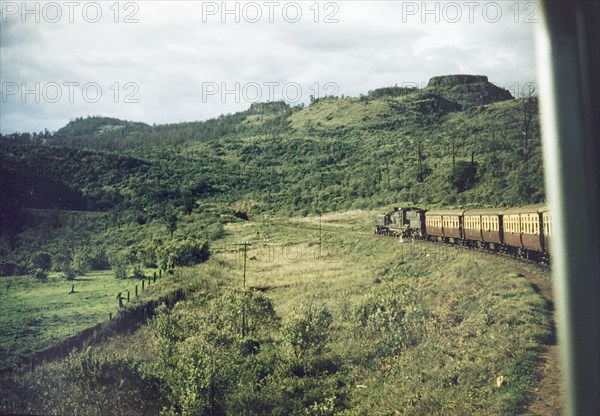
(0, 1), (537, 133)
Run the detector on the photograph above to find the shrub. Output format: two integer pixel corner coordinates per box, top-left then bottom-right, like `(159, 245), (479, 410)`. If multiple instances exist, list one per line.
(449, 160), (478, 192)
(31, 252), (52, 271)
(132, 265), (145, 279)
(15, 349), (166, 415)
(88, 248), (110, 270)
(158, 238), (210, 269)
(0, 261), (19, 276)
(204, 289), (280, 338)
(108, 252), (129, 279)
(70, 250), (90, 275)
(354, 283), (427, 357)
(61, 266), (77, 281)
(283, 306), (333, 359)
(32, 268), (48, 281)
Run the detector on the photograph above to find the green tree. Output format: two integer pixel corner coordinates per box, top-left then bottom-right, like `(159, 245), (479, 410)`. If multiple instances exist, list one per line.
(165, 213), (178, 238)
(158, 239), (209, 269)
(283, 306), (333, 359)
(108, 252), (129, 279)
(30, 252), (52, 272)
(449, 160), (478, 192)
(71, 249), (90, 275)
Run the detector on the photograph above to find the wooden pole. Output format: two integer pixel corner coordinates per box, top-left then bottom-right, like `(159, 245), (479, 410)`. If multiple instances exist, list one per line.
(240, 241), (251, 338)
(319, 212), (322, 260)
(241, 242), (251, 288)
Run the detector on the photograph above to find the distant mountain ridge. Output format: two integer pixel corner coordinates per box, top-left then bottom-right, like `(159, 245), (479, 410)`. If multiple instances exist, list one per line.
(1, 74), (541, 224)
(425, 74), (514, 107)
(44, 75), (513, 142)
(53, 116), (151, 142)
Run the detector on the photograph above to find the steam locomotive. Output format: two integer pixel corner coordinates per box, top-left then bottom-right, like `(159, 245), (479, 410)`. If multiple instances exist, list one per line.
(375, 204), (551, 264)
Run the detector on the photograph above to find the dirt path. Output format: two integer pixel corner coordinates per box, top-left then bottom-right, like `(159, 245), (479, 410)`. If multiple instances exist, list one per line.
(518, 267), (563, 416)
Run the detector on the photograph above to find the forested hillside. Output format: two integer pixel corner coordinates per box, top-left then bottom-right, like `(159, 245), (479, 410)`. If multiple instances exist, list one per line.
(0, 75), (543, 276)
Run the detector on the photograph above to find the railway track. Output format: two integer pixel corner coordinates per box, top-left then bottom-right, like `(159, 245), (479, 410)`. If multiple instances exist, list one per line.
(271, 219), (552, 277)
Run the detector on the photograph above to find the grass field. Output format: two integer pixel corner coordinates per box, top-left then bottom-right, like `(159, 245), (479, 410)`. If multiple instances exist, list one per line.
(0, 210), (555, 415)
(210, 210), (553, 414)
(0, 269), (165, 369)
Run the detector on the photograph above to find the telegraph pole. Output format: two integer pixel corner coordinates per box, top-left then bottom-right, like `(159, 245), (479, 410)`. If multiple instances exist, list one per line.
(240, 241), (251, 288)
(239, 241), (251, 337)
(319, 212), (322, 260)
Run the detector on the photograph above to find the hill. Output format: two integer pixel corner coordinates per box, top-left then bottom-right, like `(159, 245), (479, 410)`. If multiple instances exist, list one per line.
(53, 116), (152, 142)
(0, 75), (556, 415)
(0, 74), (542, 275)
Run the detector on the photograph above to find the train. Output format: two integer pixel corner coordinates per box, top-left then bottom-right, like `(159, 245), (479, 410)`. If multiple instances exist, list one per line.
(375, 204), (551, 264)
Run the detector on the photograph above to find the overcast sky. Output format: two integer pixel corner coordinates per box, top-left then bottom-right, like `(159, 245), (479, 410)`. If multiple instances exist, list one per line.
(0, 1), (539, 134)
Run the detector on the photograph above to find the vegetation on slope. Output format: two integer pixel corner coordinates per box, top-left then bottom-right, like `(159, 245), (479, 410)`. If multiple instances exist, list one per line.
(0, 212), (553, 415)
(1, 76), (542, 278)
(0, 75), (551, 414)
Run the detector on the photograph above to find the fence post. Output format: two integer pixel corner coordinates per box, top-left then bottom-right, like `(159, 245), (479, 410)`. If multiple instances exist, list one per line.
(127, 290), (130, 302)
(142, 280), (145, 291)
(135, 285), (138, 297)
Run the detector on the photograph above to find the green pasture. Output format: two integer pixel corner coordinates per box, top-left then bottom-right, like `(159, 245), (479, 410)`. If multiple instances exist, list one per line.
(0, 270), (159, 369)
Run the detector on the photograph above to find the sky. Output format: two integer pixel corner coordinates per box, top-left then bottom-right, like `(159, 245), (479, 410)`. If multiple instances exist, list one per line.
(0, 1), (539, 134)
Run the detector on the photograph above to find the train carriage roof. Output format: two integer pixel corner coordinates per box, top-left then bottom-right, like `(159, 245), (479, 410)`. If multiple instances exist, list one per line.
(425, 209), (466, 216)
(464, 207), (506, 216)
(395, 206), (426, 212)
(503, 203), (548, 215)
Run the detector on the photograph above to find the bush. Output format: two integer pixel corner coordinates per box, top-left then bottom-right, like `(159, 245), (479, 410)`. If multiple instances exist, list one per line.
(31, 252), (52, 271)
(354, 283), (427, 357)
(449, 160), (478, 192)
(61, 266), (77, 281)
(204, 289), (280, 338)
(70, 250), (90, 275)
(108, 252), (129, 279)
(132, 265), (145, 279)
(12, 349), (166, 415)
(32, 268), (48, 281)
(158, 238), (210, 269)
(88, 248), (110, 270)
(0, 262), (18, 276)
(283, 306), (333, 359)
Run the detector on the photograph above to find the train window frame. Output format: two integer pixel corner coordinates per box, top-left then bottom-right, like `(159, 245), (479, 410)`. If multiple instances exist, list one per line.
(536, 3), (600, 413)
(519, 215), (524, 234)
